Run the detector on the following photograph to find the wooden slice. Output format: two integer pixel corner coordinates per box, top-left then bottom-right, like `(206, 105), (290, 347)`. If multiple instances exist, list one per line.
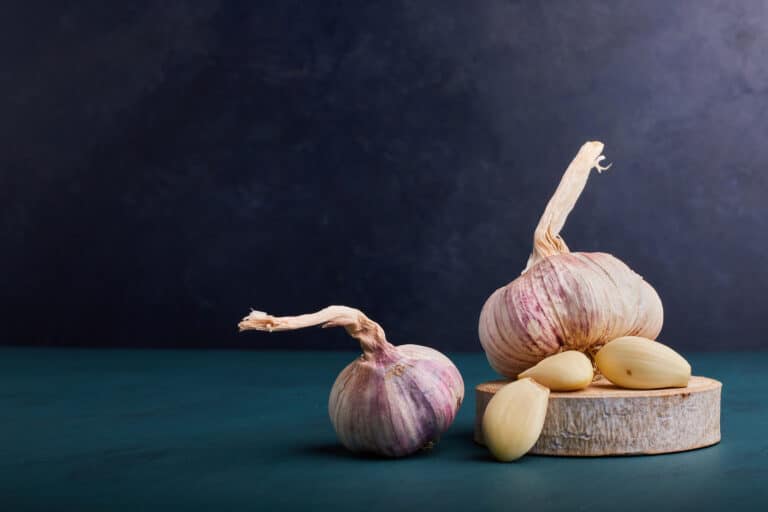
(475, 376), (722, 456)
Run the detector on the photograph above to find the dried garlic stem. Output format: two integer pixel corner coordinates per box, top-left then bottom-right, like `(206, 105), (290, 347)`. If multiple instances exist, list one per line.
(524, 141), (611, 273)
(238, 305), (390, 357)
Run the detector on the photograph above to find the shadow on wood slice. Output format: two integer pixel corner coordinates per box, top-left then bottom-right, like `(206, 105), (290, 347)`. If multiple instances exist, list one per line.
(474, 376), (722, 456)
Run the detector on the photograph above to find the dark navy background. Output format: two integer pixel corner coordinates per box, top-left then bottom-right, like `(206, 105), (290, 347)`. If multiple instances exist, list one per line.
(2, 1), (766, 351)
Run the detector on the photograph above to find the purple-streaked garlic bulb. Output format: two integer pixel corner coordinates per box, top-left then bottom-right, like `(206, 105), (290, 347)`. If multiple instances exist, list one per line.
(479, 141), (663, 378)
(239, 305), (464, 457)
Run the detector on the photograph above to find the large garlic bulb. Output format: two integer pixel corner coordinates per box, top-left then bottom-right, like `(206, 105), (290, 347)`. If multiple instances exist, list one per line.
(239, 306), (464, 457)
(479, 142), (663, 377)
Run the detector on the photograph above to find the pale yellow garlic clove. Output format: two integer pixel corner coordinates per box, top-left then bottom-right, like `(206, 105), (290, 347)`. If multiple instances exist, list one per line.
(595, 336), (691, 389)
(482, 378), (549, 462)
(517, 350), (593, 391)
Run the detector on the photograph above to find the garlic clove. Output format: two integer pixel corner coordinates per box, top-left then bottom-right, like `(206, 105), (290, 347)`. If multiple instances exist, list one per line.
(517, 350), (593, 391)
(595, 336), (691, 389)
(482, 378), (549, 462)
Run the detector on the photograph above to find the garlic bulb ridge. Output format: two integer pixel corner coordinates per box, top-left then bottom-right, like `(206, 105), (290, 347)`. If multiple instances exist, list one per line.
(478, 142), (664, 377)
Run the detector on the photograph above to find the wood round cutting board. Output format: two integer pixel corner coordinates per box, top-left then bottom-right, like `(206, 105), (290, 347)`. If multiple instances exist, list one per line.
(474, 376), (722, 456)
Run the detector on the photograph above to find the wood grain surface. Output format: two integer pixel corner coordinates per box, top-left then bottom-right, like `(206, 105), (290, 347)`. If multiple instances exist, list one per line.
(475, 376), (722, 456)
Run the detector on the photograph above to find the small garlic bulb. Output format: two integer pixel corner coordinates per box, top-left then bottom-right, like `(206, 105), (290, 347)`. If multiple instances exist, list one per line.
(239, 305), (464, 457)
(479, 142), (664, 377)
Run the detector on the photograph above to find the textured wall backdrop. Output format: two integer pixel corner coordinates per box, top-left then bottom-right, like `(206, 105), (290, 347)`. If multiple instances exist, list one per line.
(2, 1), (766, 351)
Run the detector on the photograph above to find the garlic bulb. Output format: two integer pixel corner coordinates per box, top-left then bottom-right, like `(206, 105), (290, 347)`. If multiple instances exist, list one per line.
(239, 305), (464, 457)
(479, 142), (664, 377)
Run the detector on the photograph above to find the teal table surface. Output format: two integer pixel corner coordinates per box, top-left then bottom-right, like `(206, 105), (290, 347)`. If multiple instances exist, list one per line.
(1, 348), (766, 511)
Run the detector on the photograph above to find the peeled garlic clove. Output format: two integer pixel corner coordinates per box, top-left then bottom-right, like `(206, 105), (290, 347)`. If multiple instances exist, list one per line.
(595, 336), (691, 389)
(518, 350), (593, 391)
(482, 378), (549, 462)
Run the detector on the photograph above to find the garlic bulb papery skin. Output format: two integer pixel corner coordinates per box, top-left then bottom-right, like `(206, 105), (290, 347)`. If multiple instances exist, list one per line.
(239, 305), (464, 457)
(479, 142), (664, 377)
